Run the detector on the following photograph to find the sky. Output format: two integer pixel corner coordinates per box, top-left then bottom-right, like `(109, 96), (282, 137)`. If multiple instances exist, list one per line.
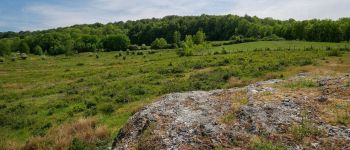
(0, 0), (350, 32)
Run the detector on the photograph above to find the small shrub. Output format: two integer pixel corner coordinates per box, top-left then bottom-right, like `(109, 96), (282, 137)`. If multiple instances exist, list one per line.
(0, 57), (4, 63)
(151, 38), (168, 49)
(221, 49), (228, 54)
(99, 104), (114, 114)
(122, 56), (126, 60)
(328, 49), (342, 57)
(128, 45), (140, 50)
(337, 111), (350, 126)
(131, 86), (146, 95)
(95, 126), (110, 140)
(212, 43), (223, 47)
(289, 121), (321, 141)
(11, 55), (16, 61)
(253, 141), (286, 150)
(136, 51), (143, 55)
(300, 59), (312, 66)
(140, 44), (148, 50)
(284, 80), (316, 89)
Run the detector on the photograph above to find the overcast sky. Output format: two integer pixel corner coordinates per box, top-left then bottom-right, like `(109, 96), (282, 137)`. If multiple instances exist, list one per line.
(1, 0), (350, 32)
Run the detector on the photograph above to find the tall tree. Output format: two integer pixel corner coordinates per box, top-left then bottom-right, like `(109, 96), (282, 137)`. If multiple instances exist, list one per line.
(173, 31), (181, 45)
(0, 40), (11, 56)
(193, 30), (206, 45)
(19, 40), (30, 54)
(102, 34), (130, 51)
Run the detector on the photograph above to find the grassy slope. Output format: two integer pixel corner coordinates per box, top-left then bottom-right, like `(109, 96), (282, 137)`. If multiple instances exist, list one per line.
(0, 41), (349, 145)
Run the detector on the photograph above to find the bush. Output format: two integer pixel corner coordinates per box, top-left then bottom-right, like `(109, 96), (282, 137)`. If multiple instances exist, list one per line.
(328, 49), (342, 57)
(290, 121), (321, 141)
(33, 45), (43, 55)
(253, 141), (286, 150)
(140, 44), (148, 50)
(151, 38), (168, 49)
(99, 104), (114, 114)
(128, 45), (140, 51)
(212, 43), (223, 47)
(0, 40), (11, 56)
(136, 51), (143, 55)
(261, 34), (285, 41)
(102, 34), (130, 51)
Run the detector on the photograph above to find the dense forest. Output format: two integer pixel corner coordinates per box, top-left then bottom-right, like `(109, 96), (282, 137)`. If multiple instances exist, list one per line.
(1, 14), (350, 56)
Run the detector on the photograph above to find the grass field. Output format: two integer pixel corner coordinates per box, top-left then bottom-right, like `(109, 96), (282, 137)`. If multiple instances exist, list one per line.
(0, 41), (349, 149)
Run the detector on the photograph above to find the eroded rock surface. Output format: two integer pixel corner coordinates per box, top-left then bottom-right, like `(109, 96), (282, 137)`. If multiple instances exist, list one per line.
(112, 74), (350, 150)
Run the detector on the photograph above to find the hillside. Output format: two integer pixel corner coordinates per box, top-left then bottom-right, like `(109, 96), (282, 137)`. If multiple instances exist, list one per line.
(112, 72), (350, 149)
(1, 41), (350, 149)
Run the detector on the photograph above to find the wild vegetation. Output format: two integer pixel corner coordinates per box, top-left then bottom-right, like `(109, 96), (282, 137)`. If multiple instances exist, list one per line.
(1, 14), (350, 149)
(1, 40), (349, 149)
(1, 14), (350, 56)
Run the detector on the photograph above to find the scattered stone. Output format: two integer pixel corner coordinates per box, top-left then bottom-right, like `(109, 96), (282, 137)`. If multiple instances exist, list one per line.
(20, 53), (28, 60)
(315, 96), (328, 102)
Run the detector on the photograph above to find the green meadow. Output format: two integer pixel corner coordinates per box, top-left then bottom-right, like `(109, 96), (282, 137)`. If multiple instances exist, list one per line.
(0, 41), (349, 148)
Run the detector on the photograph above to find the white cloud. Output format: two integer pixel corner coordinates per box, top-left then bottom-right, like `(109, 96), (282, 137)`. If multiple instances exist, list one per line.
(231, 0), (350, 20)
(17, 0), (350, 31)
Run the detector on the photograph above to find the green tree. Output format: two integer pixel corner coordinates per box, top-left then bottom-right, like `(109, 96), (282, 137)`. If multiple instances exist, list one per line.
(19, 41), (30, 53)
(102, 34), (130, 51)
(184, 35), (194, 48)
(74, 35), (99, 52)
(33, 45), (43, 55)
(179, 35), (194, 56)
(151, 38), (168, 49)
(193, 30), (206, 45)
(173, 31), (181, 45)
(0, 40), (11, 56)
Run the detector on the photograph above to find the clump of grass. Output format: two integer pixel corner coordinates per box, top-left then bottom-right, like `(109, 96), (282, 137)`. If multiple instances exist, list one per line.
(220, 113), (236, 124)
(76, 63), (84, 66)
(253, 141), (286, 150)
(23, 118), (110, 150)
(99, 103), (115, 114)
(346, 81), (350, 87)
(283, 80), (316, 89)
(327, 49), (342, 57)
(337, 113), (350, 127)
(137, 122), (162, 150)
(289, 121), (321, 141)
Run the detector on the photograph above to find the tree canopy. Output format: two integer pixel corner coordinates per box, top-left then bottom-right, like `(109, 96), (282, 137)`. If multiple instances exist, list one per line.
(0, 14), (349, 56)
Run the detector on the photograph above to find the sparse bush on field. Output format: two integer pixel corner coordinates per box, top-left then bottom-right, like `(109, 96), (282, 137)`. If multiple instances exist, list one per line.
(137, 51), (143, 55)
(141, 44), (148, 50)
(290, 121), (321, 141)
(300, 59), (313, 66)
(327, 49), (342, 57)
(151, 38), (168, 49)
(22, 118), (110, 150)
(33, 45), (44, 55)
(131, 86), (146, 95)
(128, 44), (140, 50)
(252, 141), (286, 150)
(99, 103), (114, 114)
(284, 79), (316, 89)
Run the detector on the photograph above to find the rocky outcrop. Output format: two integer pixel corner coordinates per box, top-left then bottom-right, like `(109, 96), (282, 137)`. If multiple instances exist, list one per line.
(112, 74), (350, 150)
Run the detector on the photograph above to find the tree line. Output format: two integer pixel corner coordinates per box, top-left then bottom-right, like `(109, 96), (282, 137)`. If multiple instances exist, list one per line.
(1, 14), (350, 56)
